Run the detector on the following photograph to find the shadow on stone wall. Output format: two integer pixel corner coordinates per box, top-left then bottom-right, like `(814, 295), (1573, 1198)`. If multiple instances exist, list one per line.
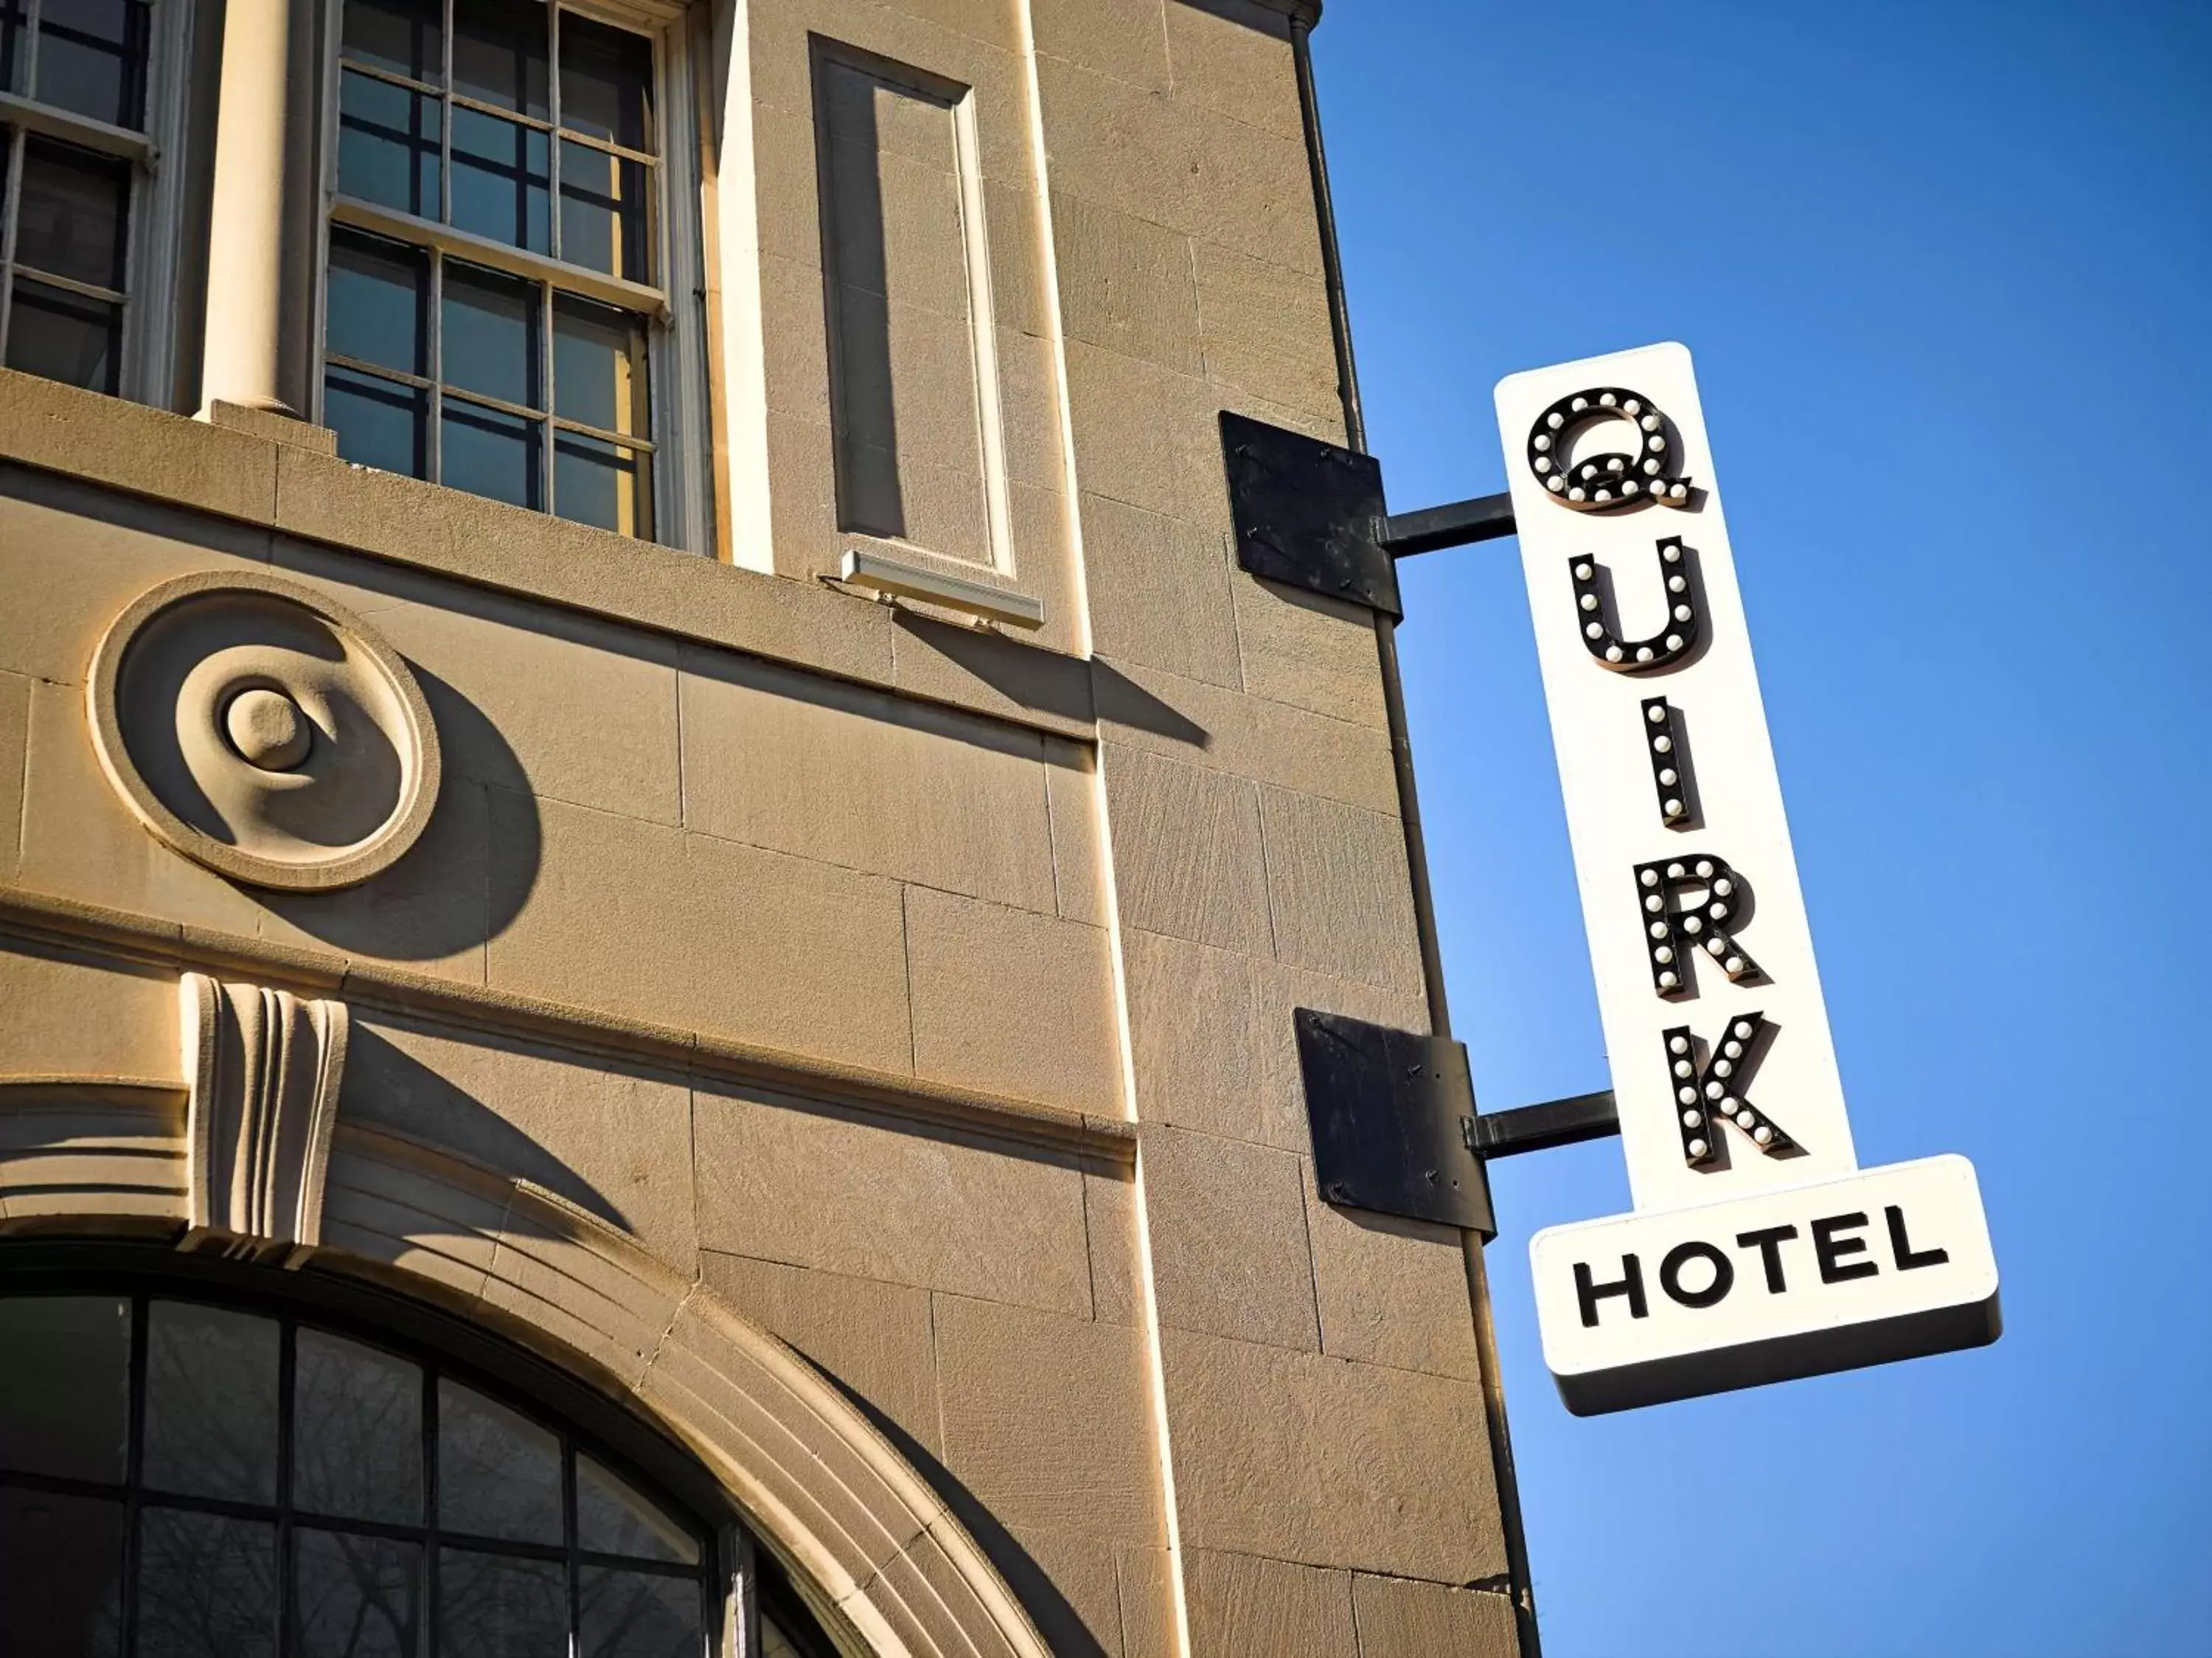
(825, 1370), (1112, 1658)
(340, 1021), (638, 1238)
(263, 665), (540, 961)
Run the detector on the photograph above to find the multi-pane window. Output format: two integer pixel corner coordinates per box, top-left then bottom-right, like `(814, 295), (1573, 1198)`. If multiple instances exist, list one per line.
(0, 0), (157, 395)
(326, 0), (674, 540)
(0, 1288), (840, 1656)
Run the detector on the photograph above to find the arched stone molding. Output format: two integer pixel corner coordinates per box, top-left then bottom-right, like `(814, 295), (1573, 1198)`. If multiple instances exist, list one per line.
(0, 1078), (1050, 1658)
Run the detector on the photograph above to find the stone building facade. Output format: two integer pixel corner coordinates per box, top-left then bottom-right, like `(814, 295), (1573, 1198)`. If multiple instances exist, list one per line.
(0, 0), (1529, 1651)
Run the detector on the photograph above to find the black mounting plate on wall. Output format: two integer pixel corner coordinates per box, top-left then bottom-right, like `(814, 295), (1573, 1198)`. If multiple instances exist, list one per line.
(1294, 1009), (1624, 1238)
(1293, 1008), (1494, 1234)
(1220, 412), (1399, 617)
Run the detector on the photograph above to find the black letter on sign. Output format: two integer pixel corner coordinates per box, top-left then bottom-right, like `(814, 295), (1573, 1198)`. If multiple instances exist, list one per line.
(1812, 1212), (1881, 1283)
(1568, 538), (1700, 671)
(1641, 698), (1696, 828)
(1659, 1241), (1735, 1309)
(1663, 1013), (1799, 1170)
(1886, 1205), (1950, 1271)
(1574, 1255), (1648, 1328)
(1635, 854), (1762, 997)
(1735, 1224), (1800, 1293)
(1526, 386), (1692, 510)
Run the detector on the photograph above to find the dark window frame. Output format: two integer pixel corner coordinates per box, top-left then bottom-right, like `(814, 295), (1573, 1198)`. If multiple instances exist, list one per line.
(318, 0), (694, 545)
(0, 1241), (839, 1657)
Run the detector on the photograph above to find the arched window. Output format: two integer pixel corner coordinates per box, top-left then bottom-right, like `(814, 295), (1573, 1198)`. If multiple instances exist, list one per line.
(0, 1264), (840, 1657)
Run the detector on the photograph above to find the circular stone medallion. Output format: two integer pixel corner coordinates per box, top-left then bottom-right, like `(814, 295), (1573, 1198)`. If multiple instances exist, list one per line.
(86, 572), (442, 890)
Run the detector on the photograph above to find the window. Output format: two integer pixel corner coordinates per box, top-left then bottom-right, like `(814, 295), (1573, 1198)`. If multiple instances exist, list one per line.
(0, 1287), (838, 1656)
(321, 0), (707, 547)
(0, 0), (189, 400)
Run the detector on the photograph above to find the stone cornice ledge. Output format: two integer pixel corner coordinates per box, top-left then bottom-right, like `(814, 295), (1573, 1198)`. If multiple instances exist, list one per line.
(0, 370), (1095, 744)
(0, 884), (1137, 1167)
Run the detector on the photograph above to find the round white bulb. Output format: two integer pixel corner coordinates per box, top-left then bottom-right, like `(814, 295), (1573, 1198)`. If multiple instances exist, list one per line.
(1674, 605), (1692, 623)
(1649, 922), (1667, 939)
(1569, 488), (1587, 502)
(1599, 392), (1618, 407)
(1605, 645), (1623, 662)
(1666, 862), (1686, 879)
(1534, 457), (1552, 474)
(1647, 434), (1663, 451)
(1664, 798), (1683, 816)
(1664, 634), (1683, 651)
(1653, 735), (1672, 753)
(1644, 895), (1663, 913)
(1710, 903), (1728, 922)
(1673, 1059), (1692, 1079)
(1658, 768), (1677, 785)
(1753, 1125), (1773, 1146)
(1713, 878), (1733, 897)
(1694, 861), (1714, 878)
(1607, 456), (1626, 473)
(1574, 561), (1593, 580)
(1534, 434), (1551, 452)
(1683, 1109), (1702, 1128)
(1623, 480), (1641, 496)
(1688, 1137), (1708, 1159)
(1736, 1110), (1756, 1129)
(1679, 1087), (1697, 1104)
(1733, 1021), (1755, 1039)
(1683, 916), (1703, 934)
(1585, 622), (1603, 639)
(1656, 946), (1674, 964)
(1725, 956), (1745, 974)
(1624, 399), (1642, 415)
(1643, 457), (1661, 475)
(1571, 397), (1588, 412)
(1722, 1041), (1742, 1059)
(1714, 1060), (1733, 1079)
(1579, 593), (1599, 611)
(1669, 1034), (1689, 1054)
(1669, 483), (1688, 501)
(1668, 574), (1686, 592)
(1546, 476), (1565, 493)
(1647, 705), (1668, 724)
(1547, 412), (1563, 430)
(1663, 544), (1681, 563)
(1593, 489), (1613, 503)
(1659, 971), (1678, 988)
(1641, 414), (1660, 432)
(1705, 1081), (1724, 1100)
(1641, 869), (1660, 887)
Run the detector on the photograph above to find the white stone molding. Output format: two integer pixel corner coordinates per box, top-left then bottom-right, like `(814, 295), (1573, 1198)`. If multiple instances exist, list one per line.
(86, 571), (442, 890)
(199, 0), (321, 415)
(179, 971), (348, 1261)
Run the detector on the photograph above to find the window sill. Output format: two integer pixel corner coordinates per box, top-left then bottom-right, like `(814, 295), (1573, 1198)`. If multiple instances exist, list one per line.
(0, 369), (1097, 743)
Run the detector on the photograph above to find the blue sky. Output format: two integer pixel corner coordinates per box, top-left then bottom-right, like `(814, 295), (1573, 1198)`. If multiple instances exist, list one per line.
(1312, 4), (2212, 1654)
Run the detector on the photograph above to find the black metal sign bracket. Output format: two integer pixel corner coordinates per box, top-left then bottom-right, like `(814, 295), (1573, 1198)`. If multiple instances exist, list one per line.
(1220, 412), (1516, 618)
(1294, 1009), (1619, 1238)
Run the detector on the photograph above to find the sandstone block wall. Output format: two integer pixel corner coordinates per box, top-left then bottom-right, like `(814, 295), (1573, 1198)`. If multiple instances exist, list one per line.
(0, 1), (1523, 1651)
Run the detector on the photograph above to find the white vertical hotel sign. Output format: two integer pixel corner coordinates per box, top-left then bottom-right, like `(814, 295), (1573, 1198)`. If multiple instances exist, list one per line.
(1495, 344), (2000, 1414)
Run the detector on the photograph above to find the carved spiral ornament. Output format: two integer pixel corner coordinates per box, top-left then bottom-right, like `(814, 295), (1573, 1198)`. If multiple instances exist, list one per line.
(86, 572), (442, 890)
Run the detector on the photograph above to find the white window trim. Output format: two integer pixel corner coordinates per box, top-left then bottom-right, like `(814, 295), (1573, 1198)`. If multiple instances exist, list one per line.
(312, 0), (715, 555)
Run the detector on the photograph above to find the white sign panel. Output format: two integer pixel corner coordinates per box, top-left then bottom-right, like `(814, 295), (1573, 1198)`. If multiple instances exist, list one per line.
(1495, 344), (2000, 1413)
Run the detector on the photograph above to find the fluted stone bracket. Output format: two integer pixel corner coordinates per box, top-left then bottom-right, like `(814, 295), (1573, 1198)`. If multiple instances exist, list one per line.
(179, 972), (347, 1262)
